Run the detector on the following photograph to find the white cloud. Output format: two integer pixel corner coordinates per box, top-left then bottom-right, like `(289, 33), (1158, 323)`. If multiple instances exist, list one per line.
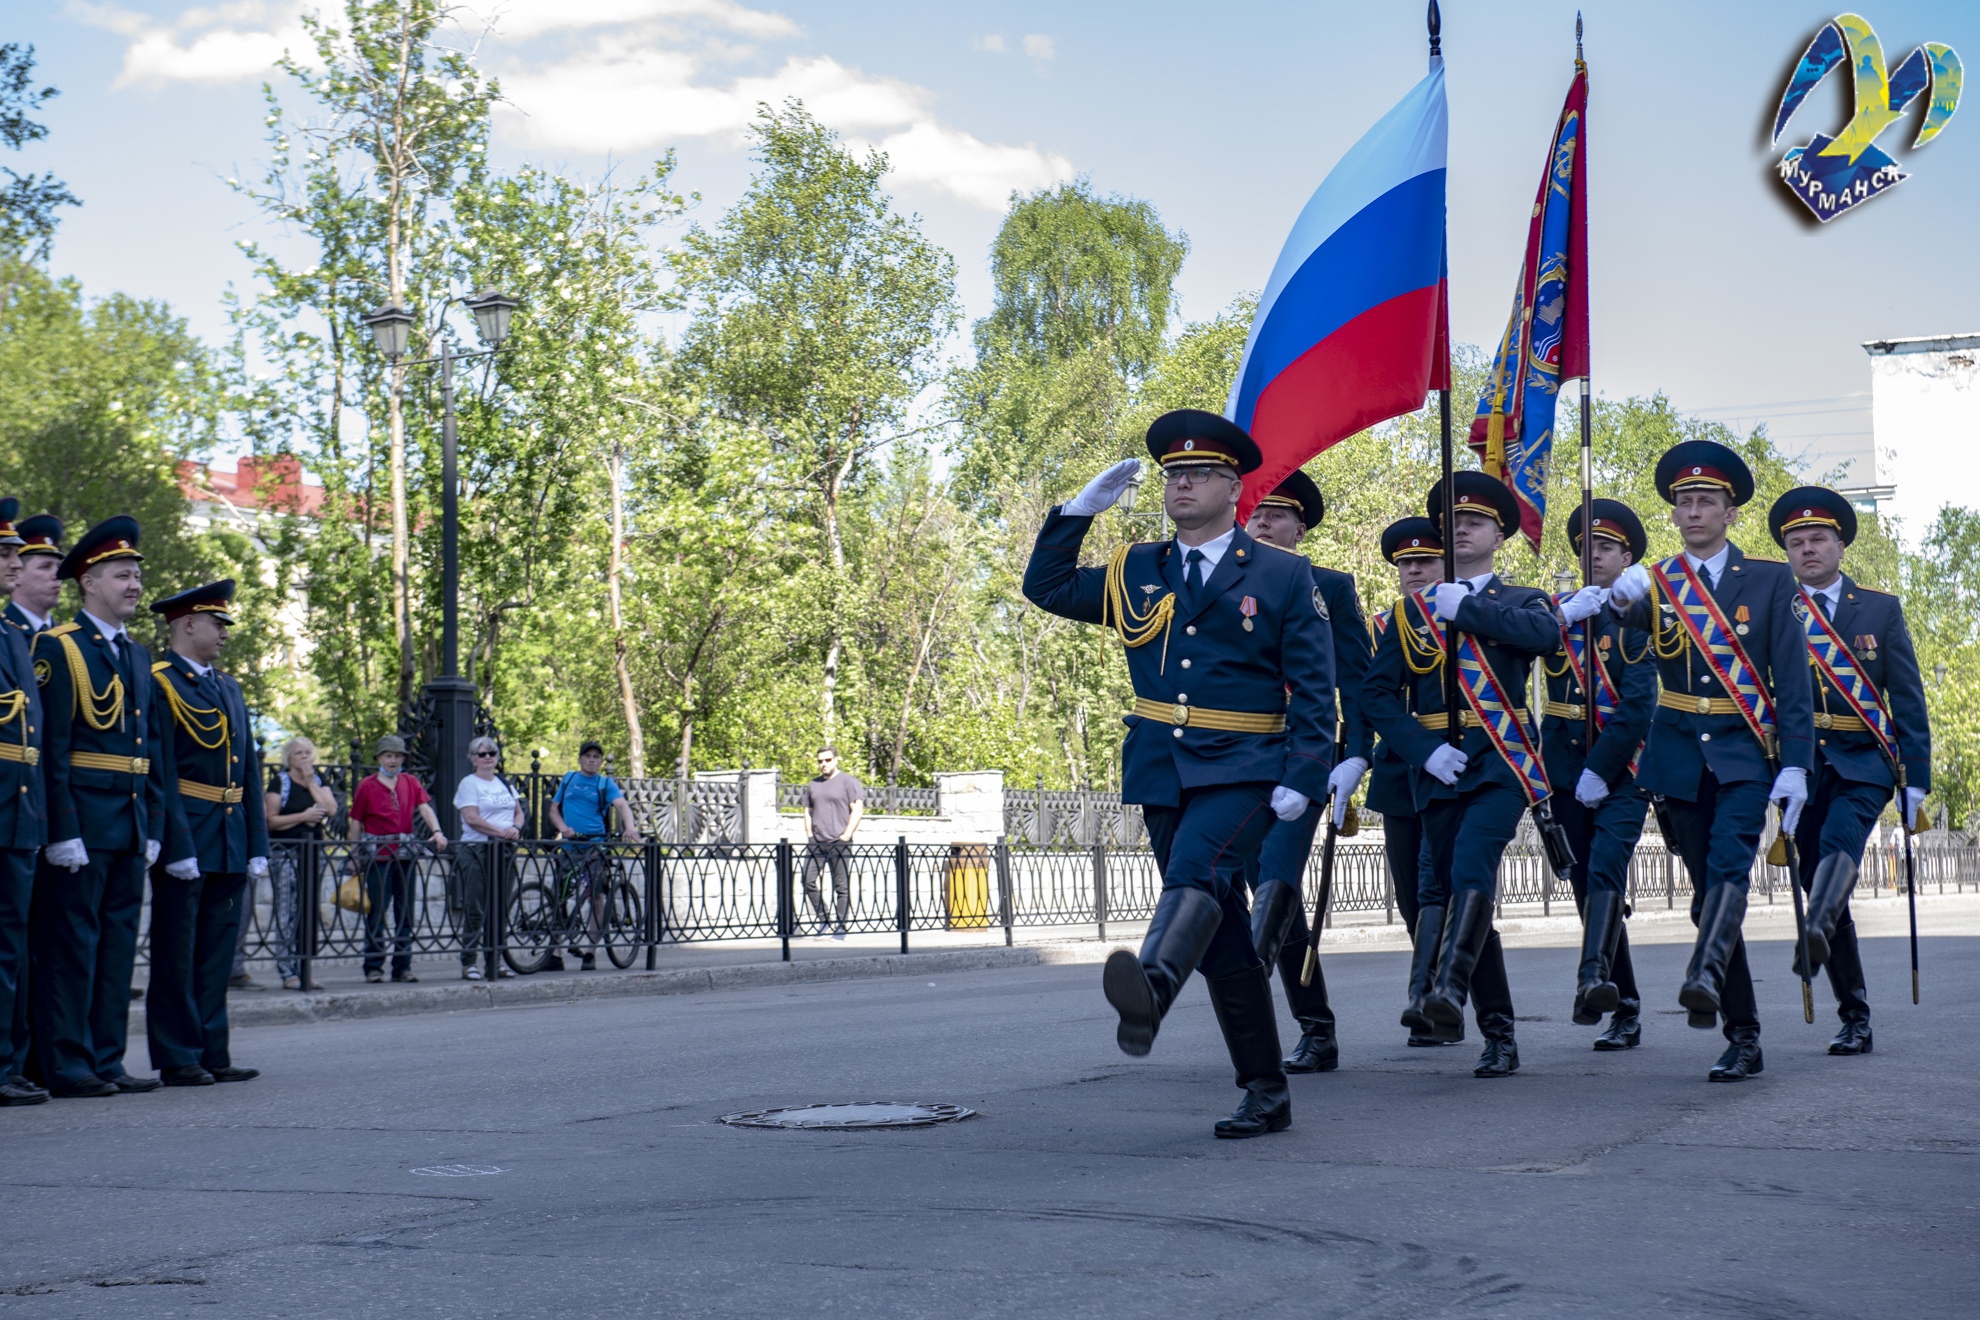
(1021, 34), (1054, 61)
(71, 1), (311, 85)
(861, 120), (1070, 210)
(969, 34), (1007, 54)
(462, 0), (797, 40)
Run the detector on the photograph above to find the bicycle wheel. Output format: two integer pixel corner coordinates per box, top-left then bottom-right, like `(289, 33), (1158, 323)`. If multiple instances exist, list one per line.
(503, 880), (559, 975)
(603, 875), (644, 969)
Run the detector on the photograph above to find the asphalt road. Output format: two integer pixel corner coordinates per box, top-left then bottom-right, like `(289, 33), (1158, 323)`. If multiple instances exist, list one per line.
(3, 933), (1975, 1318)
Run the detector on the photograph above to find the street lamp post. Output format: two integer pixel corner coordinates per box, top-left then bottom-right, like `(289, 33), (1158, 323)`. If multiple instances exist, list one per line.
(363, 289), (518, 835)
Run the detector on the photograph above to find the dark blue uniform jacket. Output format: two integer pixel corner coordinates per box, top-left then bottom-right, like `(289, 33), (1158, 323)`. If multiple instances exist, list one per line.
(1314, 564), (1373, 762)
(1615, 543), (1815, 799)
(1022, 509), (1337, 807)
(1540, 601), (1657, 790)
(0, 617), (44, 850)
(1362, 609), (1418, 819)
(33, 617), (168, 852)
(156, 652), (270, 873)
(1361, 576), (1560, 812)
(1804, 574), (1930, 792)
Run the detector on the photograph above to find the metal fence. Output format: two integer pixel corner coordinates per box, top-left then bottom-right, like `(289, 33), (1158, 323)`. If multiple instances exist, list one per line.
(169, 829), (1980, 982)
(776, 781), (940, 815)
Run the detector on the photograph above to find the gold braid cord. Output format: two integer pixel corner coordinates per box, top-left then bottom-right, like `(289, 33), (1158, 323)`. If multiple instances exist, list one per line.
(1102, 546), (1176, 673)
(55, 632), (124, 731)
(1396, 598), (1446, 676)
(1646, 573), (1688, 662)
(152, 662), (229, 751)
(0, 690), (24, 726)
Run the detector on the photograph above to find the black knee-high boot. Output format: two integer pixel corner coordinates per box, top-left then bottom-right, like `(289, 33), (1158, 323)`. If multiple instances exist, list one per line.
(1103, 887), (1222, 1057)
(1679, 884), (1747, 1028)
(1205, 963), (1292, 1138)
(1422, 890), (1493, 1038)
(1572, 890), (1625, 1025)
(1276, 937), (1338, 1072)
(1797, 853), (1857, 975)
(1401, 904), (1445, 1034)
(1249, 879), (1300, 970)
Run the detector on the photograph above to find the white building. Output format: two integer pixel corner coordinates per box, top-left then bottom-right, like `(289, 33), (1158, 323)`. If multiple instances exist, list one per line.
(1864, 334), (1980, 545)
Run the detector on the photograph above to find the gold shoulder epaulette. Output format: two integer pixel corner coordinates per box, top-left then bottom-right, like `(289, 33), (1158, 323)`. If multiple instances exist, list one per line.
(1852, 584), (1897, 598)
(1251, 539), (1300, 557)
(1743, 554), (1785, 564)
(40, 622), (79, 641)
(151, 660), (174, 676)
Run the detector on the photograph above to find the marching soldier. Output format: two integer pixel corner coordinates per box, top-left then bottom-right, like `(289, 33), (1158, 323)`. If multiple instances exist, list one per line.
(1369, 517), (1459, 1047)
(1769, 486), (1930, 1056)
(147, 580), (267, 1085)
(1608, 441), (1815, 1082)
(1241, 468), (1373, 1074)
(30, 516), (180, 1096)
(1023, 410), (1336, 1138)
(1545, 500), (1657, 1049)
(1363, 473), (1560, 1078)
(1, 511), (59, 1097)
(0, 501), (48, 1105)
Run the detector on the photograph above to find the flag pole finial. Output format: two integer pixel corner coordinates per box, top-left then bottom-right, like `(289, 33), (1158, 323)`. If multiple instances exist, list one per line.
(1428, 0), (1442, 57)
(1576, 11), (1584, 61)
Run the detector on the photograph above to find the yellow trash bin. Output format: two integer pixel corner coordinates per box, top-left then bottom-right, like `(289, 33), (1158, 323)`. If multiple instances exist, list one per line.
(944, 843), (991, 930)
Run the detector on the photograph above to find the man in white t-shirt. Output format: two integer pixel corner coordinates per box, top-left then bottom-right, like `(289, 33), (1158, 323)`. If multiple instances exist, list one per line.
(453, 737), (521, 981)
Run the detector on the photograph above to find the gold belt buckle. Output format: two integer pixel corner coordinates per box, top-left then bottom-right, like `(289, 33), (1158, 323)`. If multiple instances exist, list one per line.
(1695, 696), (1714, 715)
(1170, 703), (1190, 726)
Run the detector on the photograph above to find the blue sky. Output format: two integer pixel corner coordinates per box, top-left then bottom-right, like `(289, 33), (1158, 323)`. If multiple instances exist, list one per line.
(15, 1), (1980, 484)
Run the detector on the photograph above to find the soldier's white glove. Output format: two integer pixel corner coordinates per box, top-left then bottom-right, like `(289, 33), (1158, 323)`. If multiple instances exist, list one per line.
(1328, 758), (1368, 827)
(1424, 743), (1468, 786)
(1770, 766), (1809, 835)
(1559, 585), (1608, 624)
(1901, 786), (1929, 833)
(248, 856), (270, 880)
(1609, 563), (1653, 606)
(1269, 786), (1310, 822)
(1575, 768), (1610, 807)
(1430, 580), (1472, 621)
(145, 839), (161, 867)
(1062, 459), (1143, 517)
(45, 839), (88, 871)
(165, 857), (201, 881)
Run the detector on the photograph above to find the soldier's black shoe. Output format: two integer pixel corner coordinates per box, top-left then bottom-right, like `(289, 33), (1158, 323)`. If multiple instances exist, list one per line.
(1249, 878), (1300, 970)
(1406, 1032), (1458, 1047)
(1283, 1030), (1338, 1073)
(1103, 887), (1222, 1057)
(1421, 891), (1492, 1035)
(1796, 853), (1859, 976)
(1708, 1036), (1764, 1082)
(1828, 1020), (1873, 1055)
(107, 1072), (162, 1094)
(0, 1079), (49, 1105)
(1592, 1010), (1641, 1050)
(1573, 891), (1625, 1024)
(210, 1066), (260, 1082)
(1680, 884), (1746, 1029)
(1400, 904), (1445, 1034)
(161, 1065), (215, 1087)
(51, 1078), (118, 1098)
(1206, 963), (1291, 1139)
(1473, 1037), (1520, 1078)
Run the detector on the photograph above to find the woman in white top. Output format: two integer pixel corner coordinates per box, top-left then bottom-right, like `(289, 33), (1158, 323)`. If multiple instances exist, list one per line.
(453, 736), (522, 980)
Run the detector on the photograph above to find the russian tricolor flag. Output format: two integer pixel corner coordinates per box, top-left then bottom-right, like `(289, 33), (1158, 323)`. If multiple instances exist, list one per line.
(1228, 64), (1450, 514)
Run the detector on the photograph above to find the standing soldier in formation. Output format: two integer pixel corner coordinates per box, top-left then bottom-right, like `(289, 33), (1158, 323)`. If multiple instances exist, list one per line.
(1024, 410), (1336, 1138)
(1544, 500), (1657, 1049)
(147, 580), (267, 1085)
(1769, 486), (1931, 1056)
(1364, 473), (1560, 1078)
(1608, 442), (1815, 1083)
(6, 513), (64, 638)
(1241, 469), (1372, 1075)
(0, 501), (48, 1104)
(1367, 517), (1454, 1048)
(29, 517), (183, 1096)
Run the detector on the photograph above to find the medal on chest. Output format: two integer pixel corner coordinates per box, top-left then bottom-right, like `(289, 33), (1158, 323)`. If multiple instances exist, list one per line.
(1239, 595), (1257, 632)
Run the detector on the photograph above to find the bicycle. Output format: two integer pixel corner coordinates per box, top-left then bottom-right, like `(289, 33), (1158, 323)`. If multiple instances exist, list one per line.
(503, 838), (644, 974)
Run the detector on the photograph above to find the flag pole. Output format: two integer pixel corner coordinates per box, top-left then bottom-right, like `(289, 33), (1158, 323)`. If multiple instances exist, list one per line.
(1430, 0), (1459, 745)
(1577, 13), (1597, 753)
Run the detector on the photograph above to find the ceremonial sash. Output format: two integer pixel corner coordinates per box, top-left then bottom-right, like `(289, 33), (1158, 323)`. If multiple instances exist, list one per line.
(1551, 596), (1640, 776)
(1407, 592), (1551, 806)
(1796, 592), (1899, 767)
(1651, 556), (1776, 756)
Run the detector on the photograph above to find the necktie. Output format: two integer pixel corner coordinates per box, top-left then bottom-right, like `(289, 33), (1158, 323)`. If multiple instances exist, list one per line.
(1819, 593), (1834, 622)
(1184, 548), (1206, 605)
(1701, 565), (1716, 593)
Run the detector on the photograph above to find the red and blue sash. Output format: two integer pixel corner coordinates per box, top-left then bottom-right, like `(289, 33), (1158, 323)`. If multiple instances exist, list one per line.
(1652, 555), (1776, 754)
(1795, 591), (1899, 766)
(1407, 591), (1551, 806)
(1551, 596), (1639, 776)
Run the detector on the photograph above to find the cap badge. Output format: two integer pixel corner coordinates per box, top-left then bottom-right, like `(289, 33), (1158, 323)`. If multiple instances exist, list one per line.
(1182, 439), (1195, 451)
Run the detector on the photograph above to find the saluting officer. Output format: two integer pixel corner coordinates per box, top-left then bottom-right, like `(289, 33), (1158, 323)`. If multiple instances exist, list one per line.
(1545, 500), (1657, 1049)
(1608, 442), (1815, 1083)
(1769, 486), (1930, 1056)
(1241, 468), (1373, 1075)
(0, 501), (49, 1105)
(5, 513), (64, 638)
(1368, 518), (1456, 1048)
(147, 580), (267, 1086)
(30, 516), (179, 1097)
(1023, 410), (1336, 1139)
(1363, 473), (1560, 1079)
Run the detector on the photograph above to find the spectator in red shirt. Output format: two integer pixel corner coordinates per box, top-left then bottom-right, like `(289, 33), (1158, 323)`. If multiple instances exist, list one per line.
(347, 735), (447, 984)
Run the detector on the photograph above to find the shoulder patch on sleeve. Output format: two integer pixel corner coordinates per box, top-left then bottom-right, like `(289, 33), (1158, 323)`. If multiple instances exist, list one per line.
(33, 657), (50, 687)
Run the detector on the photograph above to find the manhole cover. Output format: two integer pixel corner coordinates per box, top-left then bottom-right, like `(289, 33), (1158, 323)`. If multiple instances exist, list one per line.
(719, 1102), (976, 1129)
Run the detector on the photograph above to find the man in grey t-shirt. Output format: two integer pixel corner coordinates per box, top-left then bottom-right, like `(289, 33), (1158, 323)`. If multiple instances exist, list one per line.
(800, 749), (864, 938)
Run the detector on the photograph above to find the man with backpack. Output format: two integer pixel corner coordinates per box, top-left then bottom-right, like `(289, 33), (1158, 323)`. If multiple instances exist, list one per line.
(547, 741), (643, 970)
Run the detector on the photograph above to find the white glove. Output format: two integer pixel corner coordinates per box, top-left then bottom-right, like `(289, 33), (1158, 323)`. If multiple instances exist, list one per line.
(1575, 767), (1610, 807)
(145, 839), (161, 867)
(1770, 766), (1809, 835)
(1559, 585), (1608, 624)
(1269, 786), (1310, 822)
(1328, 758), (1368, 827)
(45, 838), (88, 871)
(1901, 786), (1929, 832)
(1430, 580), (1472, 621)
(1424, 743), (1469, 786)
(165, 857), (201, 881)
(1609, 563), (1653, 605)
(1062, 458), (1143, 517)
(248, 856), (270, 880)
